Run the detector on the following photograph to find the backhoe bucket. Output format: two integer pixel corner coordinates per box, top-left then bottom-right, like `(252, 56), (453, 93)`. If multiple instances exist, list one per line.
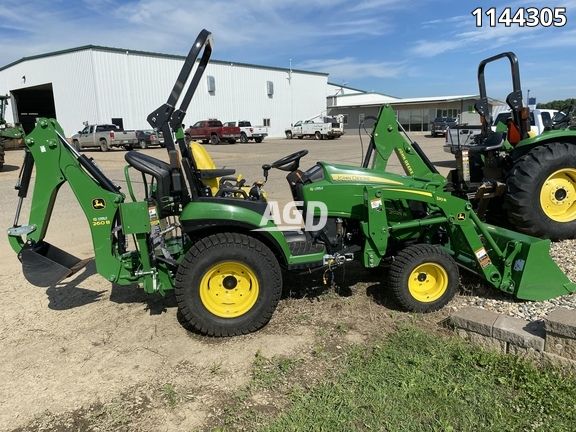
(20, 242), (92, 287)
(485, 225), (576, 301)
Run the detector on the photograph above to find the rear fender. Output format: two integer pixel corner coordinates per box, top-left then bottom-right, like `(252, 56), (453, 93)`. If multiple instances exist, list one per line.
(179, 201), (293, 264)
(513, 130), (576, 154)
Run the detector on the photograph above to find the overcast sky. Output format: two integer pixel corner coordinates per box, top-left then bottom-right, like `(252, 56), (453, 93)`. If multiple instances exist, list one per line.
(1, 0), (575, 102)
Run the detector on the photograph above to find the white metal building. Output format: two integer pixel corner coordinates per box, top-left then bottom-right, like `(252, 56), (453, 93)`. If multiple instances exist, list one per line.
(0, 46), (328, 138)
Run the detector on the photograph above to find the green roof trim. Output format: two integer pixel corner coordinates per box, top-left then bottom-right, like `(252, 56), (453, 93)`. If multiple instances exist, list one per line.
(0, 45), (329, 77)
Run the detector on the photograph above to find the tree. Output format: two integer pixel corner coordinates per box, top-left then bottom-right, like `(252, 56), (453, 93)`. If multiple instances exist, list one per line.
(537, 98), (576, 110)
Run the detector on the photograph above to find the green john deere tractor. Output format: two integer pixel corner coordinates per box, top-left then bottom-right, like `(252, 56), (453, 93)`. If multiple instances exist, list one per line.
(0, 95), (24, 171)
(448, 53), (576, 240)
(7, 30), (575, 336)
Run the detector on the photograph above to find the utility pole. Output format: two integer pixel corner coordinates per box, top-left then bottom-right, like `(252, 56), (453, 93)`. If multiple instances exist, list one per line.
(288, 58), (293, 126)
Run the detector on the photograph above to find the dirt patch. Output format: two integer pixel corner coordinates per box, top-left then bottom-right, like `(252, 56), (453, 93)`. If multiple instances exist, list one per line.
(1, 259), (432, 431)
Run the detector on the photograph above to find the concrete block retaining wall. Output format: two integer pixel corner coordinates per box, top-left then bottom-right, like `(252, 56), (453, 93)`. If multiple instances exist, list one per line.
(449, 307), (576, 370)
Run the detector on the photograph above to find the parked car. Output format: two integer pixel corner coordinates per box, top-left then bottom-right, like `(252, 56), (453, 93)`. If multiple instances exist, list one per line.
(136, 129), (164, 149)
(223, 121), (268, 143)
(430, 117), (457, 137)
(185, 119), (241, 144)
(71, 124), (138, 151)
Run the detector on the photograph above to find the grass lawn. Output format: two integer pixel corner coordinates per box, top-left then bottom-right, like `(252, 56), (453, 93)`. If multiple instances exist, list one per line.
(257, 328), (576, 432)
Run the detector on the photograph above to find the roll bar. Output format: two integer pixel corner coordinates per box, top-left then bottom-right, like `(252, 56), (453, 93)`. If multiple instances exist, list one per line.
(475, 52), (529, 140)
(146, 29), (213, 199)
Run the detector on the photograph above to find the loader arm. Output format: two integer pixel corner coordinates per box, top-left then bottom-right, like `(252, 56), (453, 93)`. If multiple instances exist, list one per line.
(365, 105), (446, 185)
(362, 184), (576, 301)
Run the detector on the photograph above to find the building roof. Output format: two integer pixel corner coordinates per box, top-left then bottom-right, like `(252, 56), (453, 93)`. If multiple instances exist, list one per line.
(0, 45), (329, 77)
(327, 82), (368, 94)
(333, 92), (505, 108)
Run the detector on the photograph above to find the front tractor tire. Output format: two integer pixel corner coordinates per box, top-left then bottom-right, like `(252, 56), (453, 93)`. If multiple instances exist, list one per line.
(175, 233), (282, 336)
(506, 142), (576, 240)
(388, 244), (459, 312)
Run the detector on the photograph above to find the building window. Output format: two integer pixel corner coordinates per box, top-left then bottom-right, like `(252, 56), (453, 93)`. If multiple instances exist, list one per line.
(436, 108), (459, 118)
(207, 75), (215, 94)
(266, 81), (274, 97)
(263, 118), (271, 127)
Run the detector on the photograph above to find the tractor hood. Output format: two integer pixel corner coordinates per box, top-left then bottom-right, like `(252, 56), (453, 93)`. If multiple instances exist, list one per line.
(321, 162), (435, 190)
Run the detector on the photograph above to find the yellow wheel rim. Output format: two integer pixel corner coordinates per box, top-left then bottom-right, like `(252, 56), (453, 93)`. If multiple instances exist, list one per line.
(539, 168), (576, 222)
(199, 261), (260, 318)
(408, 263), (448, 303)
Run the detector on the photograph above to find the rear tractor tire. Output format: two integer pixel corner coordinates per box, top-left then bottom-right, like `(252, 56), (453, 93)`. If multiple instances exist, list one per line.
(505, 142), (576, 240)
(175, 233), (282, 336)
(387, 244), (459, 312)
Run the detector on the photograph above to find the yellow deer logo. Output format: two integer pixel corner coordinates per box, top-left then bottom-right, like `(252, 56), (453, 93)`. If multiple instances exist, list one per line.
(92, 198), (106, 210)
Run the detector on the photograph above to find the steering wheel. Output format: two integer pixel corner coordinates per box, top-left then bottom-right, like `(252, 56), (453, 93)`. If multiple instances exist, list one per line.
(270, 149), (309, 172)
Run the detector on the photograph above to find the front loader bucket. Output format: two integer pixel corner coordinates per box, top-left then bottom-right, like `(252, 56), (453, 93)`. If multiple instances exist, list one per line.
(485, 225), (576, 301)
(20, 241), (92, 287)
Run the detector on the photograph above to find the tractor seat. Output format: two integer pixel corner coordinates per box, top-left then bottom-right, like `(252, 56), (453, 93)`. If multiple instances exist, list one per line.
(190, 141), (265, 200)
(124, 151), (173, 202)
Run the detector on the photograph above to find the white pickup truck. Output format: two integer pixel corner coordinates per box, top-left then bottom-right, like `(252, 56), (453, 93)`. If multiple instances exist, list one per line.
(491, 109), (558, 134)
(71, 124), (138, 151)
(223, 121), (268, 143)
(285, 117), (344, 140)
(443, 109), (558, 154)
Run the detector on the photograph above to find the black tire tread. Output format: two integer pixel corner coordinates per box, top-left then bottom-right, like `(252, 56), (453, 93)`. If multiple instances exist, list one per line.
(175, 232), (282, 337)
(388, 244), (458, 313)
(505, 142), (576, 239)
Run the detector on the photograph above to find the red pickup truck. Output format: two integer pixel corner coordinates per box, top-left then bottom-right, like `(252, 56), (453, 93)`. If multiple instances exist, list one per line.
(185, 119), (241, 144)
